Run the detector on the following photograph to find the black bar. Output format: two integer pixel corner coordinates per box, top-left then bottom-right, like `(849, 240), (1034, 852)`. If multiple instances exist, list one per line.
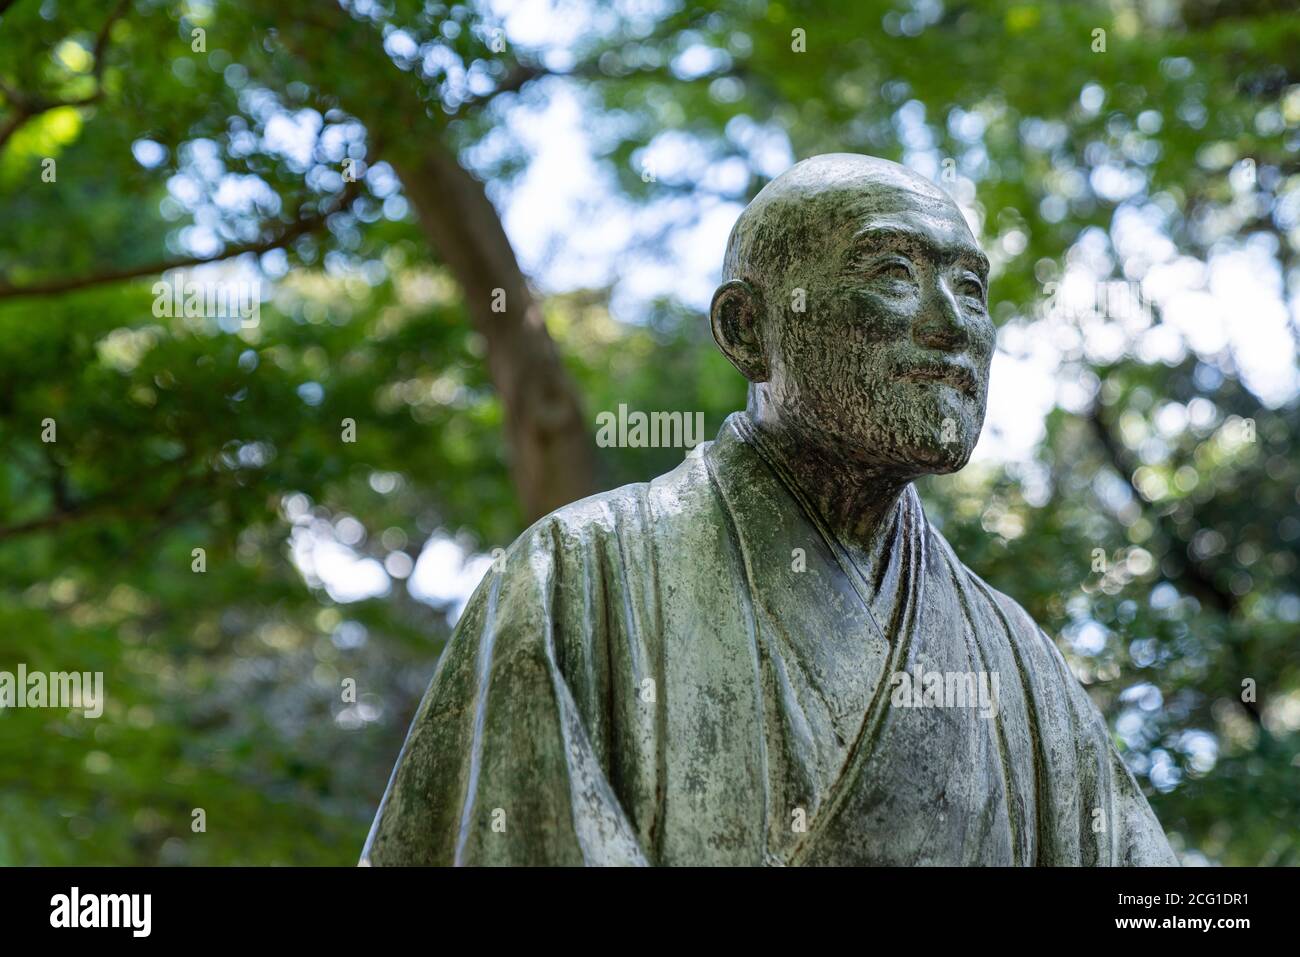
(0, 865), (1284, 943)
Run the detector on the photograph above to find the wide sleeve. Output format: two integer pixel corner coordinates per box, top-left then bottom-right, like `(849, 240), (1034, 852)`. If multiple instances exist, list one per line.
(360, 517), (649, 866)
(1046, 635), (1178, 867)
(1048, 638), (1180, 866)
(1106, 736), (1179, 865)
(984, 583), (1178, 866)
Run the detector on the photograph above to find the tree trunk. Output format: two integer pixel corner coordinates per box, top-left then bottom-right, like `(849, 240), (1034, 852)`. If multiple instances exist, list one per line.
(390, 146), (597, 520)
(277, 9), (597, 522)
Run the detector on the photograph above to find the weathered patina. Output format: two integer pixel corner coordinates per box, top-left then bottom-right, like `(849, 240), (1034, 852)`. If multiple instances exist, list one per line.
(362, 154), (1176, 866)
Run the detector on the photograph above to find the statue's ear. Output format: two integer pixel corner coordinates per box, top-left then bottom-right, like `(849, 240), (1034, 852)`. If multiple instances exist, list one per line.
(710, 279), (768, 382)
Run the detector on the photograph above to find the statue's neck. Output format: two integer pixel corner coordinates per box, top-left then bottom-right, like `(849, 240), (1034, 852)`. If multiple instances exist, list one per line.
(738, 406), (913, 551)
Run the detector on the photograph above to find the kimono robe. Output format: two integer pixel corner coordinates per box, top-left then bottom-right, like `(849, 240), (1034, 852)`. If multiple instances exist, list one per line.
(361, 414), (1176, 866)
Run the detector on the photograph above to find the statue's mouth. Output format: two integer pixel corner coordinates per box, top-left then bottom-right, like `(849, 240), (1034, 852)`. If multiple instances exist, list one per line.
(896, 360), (978, 396)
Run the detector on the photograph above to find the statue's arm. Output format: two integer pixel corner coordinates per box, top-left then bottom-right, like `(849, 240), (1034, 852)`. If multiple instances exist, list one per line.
(1051, 635), (1180, 867)
(1105, 739), (1179, 866)
(362, 517), (648, 866)
(984, 582), (1178, 866)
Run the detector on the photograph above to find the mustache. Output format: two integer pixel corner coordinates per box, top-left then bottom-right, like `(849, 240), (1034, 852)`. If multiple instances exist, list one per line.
(893, 356), (981, 396)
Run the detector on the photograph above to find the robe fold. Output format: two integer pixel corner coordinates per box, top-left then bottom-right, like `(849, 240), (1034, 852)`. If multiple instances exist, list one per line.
(362, 413), (1176, 866)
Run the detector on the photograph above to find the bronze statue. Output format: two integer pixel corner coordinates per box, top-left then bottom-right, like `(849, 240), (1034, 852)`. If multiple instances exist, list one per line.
(362, 154), (1176, 866)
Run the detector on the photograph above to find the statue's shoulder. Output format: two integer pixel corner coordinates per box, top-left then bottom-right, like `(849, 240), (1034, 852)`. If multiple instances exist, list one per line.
(923, 519), (1056, 647)
(923, 519), (1102, 707)
(509, 442), (719, 558)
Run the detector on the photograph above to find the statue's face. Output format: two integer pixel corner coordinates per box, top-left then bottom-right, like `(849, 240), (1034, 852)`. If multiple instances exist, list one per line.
(761, 177), (994, 477)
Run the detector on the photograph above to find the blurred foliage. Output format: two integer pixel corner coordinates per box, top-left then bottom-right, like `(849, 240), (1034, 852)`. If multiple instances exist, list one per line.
(0, 0), (1297, 864)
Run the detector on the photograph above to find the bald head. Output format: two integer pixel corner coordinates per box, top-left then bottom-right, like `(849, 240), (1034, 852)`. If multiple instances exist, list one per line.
(723, 153), (965, 291)
(710, 151), (995, 479)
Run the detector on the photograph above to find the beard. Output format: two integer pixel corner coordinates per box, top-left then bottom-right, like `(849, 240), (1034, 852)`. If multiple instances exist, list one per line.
(774, 372), (987, 479)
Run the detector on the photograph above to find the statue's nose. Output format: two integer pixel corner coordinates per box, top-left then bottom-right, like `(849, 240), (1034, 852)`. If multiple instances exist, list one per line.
(913, 278), (972, 352)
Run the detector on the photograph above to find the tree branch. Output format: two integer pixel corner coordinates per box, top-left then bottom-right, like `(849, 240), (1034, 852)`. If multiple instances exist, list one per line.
(0, 446), (212, 543)
(1087, 401), (1239, 616)
(0, 182), (362, 301)
(447, 62), (550, 119)
(1086, 401), (1262, 727)
(0, 0), (128, 151)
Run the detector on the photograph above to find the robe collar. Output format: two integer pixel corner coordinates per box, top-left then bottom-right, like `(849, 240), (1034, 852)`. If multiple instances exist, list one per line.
(706, 412), (931, 650)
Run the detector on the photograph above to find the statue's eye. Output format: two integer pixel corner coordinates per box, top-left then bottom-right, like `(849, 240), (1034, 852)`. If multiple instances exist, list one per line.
(958, 276), (985, 301)
(874, 260), (914, 283)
